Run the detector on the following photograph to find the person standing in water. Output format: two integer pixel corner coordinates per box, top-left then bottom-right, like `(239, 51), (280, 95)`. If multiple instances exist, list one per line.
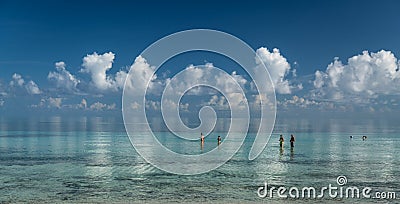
(290, 134), (295, 148)
(200, 133), (204, 150)
(279, 135), (284, 149)
(217, 135), (221, 146)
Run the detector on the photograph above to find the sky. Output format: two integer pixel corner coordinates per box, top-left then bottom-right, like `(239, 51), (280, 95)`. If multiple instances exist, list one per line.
(1, 0), (400, 119)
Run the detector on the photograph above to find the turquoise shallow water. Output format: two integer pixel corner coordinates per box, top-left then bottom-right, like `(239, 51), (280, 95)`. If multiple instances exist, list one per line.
(0, 118), (399, 203)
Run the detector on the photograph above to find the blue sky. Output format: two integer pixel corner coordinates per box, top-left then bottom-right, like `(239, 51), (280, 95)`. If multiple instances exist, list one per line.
(1, 0), (400, 118)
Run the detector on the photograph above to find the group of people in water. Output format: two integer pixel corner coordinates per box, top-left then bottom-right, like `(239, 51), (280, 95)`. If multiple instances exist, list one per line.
(350, 135), (368, 140)
(200, 132), (297, 150)
(199, 132), (369, 158)
(279, 134), (295, 149)
(200, 132), (221, 148)
(279, 134), (296, 159)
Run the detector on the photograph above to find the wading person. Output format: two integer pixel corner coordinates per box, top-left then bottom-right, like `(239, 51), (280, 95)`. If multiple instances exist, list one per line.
(200, 133), (205, 149)
(290, 134), (295, 148)
(279, 135), (284, 149)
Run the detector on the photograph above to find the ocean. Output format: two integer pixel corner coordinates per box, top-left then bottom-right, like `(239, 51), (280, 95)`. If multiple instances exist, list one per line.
(0, 116), (399, 203)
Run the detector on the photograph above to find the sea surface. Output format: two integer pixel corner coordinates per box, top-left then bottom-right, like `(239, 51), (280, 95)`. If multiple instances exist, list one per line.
(0, 116), (399, 203)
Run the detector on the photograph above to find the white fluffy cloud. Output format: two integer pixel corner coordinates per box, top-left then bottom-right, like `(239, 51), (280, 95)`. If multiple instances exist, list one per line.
(313, 70), (326, 89)
(164, 63), (247, 96)
(31, 97), (62, 108)
(30, 97), (118, 112)
(48, 61), (80, 92)
(48, 97), (62, 108)
(160, 63), (249, 112)
(312, 50), (400, 101)
(146, 100), (160, 110)
(279, 95), (321, 108)
(26, 81), (41, 95)
(89, 101), (116, 111)
(144, 99), (190, 113)
(78, 98), (87, 109)
(81, 52), (118, 91)
(10, 73), (24, 87)
(123, 55), (158, 94)
(47, 52), (130, 93)
(255, 47), (298, 94)
(0, 82), (6, 97)
(79, 53), (156, 93)
(205, 93), (247, 111)
(9, 73), (41, 95)
(206, 95), (228, 110)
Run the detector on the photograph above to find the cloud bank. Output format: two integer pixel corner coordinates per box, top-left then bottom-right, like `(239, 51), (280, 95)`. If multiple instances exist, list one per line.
(312, 50), (400, 102)
(1, 48), (400, 114)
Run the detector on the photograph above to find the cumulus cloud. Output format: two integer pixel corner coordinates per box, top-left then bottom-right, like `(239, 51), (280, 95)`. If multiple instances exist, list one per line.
(255, 47), (299, 94)
(180, 102), (189, 112)
(312, 50), (400, 101)
(30, 97), (118, 112)
(201, 95), (235, 113)
(251, 93), (276, 111)
(145, 100), (160, 111)
(159, 100), (189, 113)
(9, 73), (41, 95)
(48, 97), (62, 108)
(10, 73), (25, 87)
(81, 52), (117, 91)
(160, 63), (249, 113)
(206, 93), (247, 111)
(0, 82), (6, 97)
(79, 52), (156, 93)
(206, 95), (229, 110)
(78, 98), (87, 109)
(164, 63), (247, 96)
(279, 95), (321, 108)
(48, 61), (80, 92)
(25, 80), (41, 94)
(124, 55), (158, 94)
(313, 70), (326, 89)
(89, 101), (116, 111)
(31, 97), (62, 108)
(146, 99), (189, 112)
